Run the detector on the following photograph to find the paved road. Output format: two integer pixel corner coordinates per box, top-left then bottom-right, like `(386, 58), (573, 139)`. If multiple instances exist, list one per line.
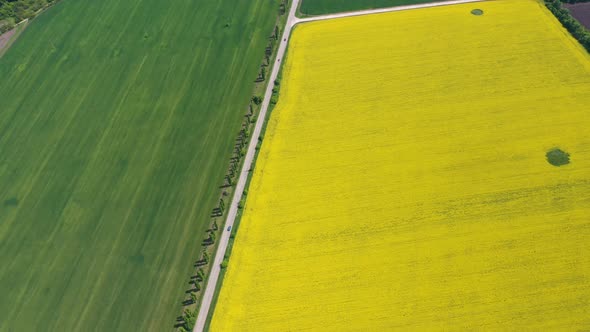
(193, 0), (484, 331)
(192, 0), (302, 331)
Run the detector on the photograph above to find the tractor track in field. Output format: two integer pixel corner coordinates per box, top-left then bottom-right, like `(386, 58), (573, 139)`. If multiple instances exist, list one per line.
(193, 0), (485, 331)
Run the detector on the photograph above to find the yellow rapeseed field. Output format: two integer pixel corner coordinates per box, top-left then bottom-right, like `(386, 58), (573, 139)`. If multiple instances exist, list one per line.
(211, 0), (590, 330)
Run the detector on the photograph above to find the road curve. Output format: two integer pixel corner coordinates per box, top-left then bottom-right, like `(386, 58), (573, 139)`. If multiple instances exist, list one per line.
(193, 0), (485, 331)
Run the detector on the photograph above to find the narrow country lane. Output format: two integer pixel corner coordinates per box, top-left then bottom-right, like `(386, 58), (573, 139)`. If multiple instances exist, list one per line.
(192, 0), (302, 330)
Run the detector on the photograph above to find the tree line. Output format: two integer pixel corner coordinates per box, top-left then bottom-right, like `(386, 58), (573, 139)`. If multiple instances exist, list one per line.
(0, 0), (57, 33)
(175, 1), (290, 330)
(545, 0), (590, 52)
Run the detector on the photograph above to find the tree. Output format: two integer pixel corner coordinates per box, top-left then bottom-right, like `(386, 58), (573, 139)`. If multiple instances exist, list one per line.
(546, 148), (570, 166)
(0, 0), (56, 23)
(0, 21), (15, 34)
(183, 309), (196, 329)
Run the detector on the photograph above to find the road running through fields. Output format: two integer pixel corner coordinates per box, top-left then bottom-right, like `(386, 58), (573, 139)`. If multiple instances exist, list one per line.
(193, 0), (485, 330)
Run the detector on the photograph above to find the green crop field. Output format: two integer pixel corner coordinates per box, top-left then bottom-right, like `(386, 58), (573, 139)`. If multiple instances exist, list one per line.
(0, 0), (276, 330)
(298, 0), (443, 16)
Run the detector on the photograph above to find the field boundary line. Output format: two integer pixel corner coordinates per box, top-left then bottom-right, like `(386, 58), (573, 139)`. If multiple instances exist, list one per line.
(296, 0), (488, 24)
(194, 0), (490, 331)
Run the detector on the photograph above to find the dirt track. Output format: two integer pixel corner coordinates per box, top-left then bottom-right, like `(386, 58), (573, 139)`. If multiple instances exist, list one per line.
(565, 2), (590, 29)
(0, 28), (16, 53)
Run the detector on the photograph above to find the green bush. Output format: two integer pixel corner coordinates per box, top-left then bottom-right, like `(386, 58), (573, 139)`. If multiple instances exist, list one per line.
(0, 23), (12, 33)
(546, 148), (570, 166)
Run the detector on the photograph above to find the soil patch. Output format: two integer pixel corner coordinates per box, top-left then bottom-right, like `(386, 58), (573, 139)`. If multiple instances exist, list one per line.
(565, 2), (590, 30)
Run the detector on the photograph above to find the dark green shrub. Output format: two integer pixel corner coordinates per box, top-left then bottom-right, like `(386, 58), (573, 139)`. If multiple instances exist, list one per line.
(546, 148), (570, 166)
